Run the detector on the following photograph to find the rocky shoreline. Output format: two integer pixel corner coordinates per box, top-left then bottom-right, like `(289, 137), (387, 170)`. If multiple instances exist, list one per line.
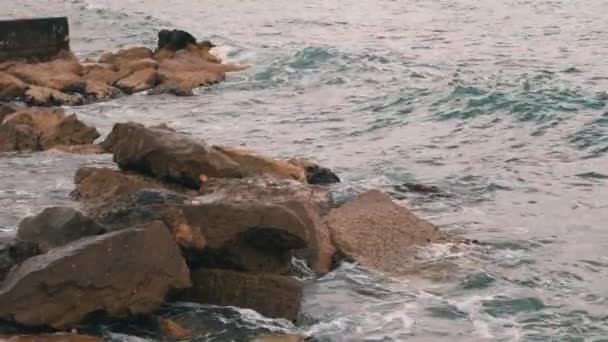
(0, 30), (471, 342)
(0, 29), (249, 107)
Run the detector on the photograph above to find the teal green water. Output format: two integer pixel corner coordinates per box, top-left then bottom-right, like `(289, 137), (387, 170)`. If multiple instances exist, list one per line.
(2, 0), (608, 340)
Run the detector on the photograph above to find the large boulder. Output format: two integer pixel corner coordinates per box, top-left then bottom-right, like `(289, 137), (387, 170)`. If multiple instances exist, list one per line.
(199, 177), (336, 274)
(180, 268), (302, 321)
(213, 145), (305, 182)
(0, 71), (28, 100)
(102, 122), (242, 188)
(0, 221), (191, 328)
(39, 114), (100, 149)
(0, 232), (39, 282)
(78, 174), (336, 275)
(17, 207), (106, 252)
(0, 108), (99, 152)
(7, 52), (84, 92)
(325, 190), (448, 274)
(3, 107), (65, 132)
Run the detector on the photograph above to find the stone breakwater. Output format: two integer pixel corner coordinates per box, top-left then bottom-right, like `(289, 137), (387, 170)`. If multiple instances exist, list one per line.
(0, 29), (249, 107)
(0, 27), (472, 342)
(0, 120), (471, 341)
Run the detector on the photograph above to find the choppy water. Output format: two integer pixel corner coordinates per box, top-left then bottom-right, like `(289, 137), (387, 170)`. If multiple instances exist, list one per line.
(2, 0), (608, 340)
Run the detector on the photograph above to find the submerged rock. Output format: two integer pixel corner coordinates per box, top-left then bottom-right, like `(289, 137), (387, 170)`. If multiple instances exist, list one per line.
(17, 207), (106, 252)
(102, 122), (242, 188)
(180, 268), (302, 321)
(157, 318), (192, 339)
(325, 190), (447, 274)
(0, 221), (190, 329)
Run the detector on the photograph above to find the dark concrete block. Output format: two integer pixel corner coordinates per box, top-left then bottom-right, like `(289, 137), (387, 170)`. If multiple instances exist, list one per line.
(0, 17), (70, 62)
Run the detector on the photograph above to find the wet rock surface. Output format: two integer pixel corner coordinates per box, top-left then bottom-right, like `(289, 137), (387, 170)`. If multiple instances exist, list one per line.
(0, 107), (99, 153)
(103, 122), (242, 188)
(325, 190), (448, 275)
(0, 222), (190, 329)
(180, 268), (303, 322)
(0, 30), (248, 107)
(17, 207), (106, 252)
(0, 233), (39, 282)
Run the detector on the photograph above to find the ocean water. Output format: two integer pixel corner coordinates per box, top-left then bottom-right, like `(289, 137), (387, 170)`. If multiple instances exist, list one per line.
(2, 0), (608, 340)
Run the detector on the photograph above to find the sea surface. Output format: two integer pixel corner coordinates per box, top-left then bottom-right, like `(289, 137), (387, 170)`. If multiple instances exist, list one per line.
(2, 0), (608, 340)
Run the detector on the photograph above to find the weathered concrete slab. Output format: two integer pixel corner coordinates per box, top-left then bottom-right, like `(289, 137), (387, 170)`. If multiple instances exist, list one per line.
(0, 17), (69, 62)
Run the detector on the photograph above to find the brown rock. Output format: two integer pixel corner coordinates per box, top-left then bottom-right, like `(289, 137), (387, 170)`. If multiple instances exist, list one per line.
(152, 48), (176, 62)
(0, 71), (28, 100)
(39, 114), (100, 150)
(99, 47), (153, 69)
(214, 145), (305, 181)
(7, 52), (84, 92)
(83, 80), (121, 100)
(83, 63), (119, 86)
(148, 82), (194, 97)
(0, 221), (191, 328)
(180, 194), (310, 273)
(115, 68), (158, 94)
(72, 167), (194, 206)
(0, 123), (39, 152)
(24, 86), (84, 107)
(17, 207), (106, 252)
(0, 232), (39, 282)
(0, 333), (105, 342)
(199, 177), (336, 274)
(120, 58), (159, 75)
(325, 190), (447, 274)
(157, 69), (224, 90)
(102, 122), (241, 188)
(2, 107), (65, 133)
(180, 268), (302, 321)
